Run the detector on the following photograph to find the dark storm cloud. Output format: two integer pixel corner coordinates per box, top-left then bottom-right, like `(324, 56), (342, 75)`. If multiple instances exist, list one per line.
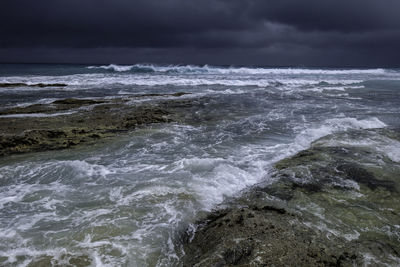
(0, 0), (399, 66)
(250, 0), (400, 32)
(0, 0), (251, 48)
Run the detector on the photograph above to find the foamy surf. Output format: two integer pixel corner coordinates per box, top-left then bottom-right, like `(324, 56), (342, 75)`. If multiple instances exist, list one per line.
(86, 64), (389, 76)
(0, 63), (399, 266)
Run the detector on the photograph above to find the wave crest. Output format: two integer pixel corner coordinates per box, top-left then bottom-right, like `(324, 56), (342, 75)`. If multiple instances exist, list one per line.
(86, 64), (388, 75)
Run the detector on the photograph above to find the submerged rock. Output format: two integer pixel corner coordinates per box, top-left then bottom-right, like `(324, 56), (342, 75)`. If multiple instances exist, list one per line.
(275, 145), (398, 193)
(336, 163), (395, 191)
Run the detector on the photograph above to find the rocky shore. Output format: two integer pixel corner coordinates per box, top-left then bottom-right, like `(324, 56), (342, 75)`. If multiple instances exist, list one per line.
(1, 91), (399, 266)
(181, 129), (400, 266)
(0, 93), (194, 156)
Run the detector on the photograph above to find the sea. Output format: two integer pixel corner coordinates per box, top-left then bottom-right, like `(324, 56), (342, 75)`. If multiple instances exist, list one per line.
(0, 64), (399, 266)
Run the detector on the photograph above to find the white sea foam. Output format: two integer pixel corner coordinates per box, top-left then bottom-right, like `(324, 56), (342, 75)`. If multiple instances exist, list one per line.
(263, 117), (388, 166)
(63, 160), (113, 177)
(0, 115), (393, 266)
(296, 117), (386, 146)
(0, 183), (35, 209)
(88, 64), (136, 72)
(86, 64), (389, 76)
(382, 144), (400, 162)
(156, 116), (388, 212)
(314, 129), (400, 163)
(0, 74), (367, 91)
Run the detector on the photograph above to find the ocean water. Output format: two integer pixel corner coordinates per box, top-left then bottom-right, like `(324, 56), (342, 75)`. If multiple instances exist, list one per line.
(0, 64), (399, 266)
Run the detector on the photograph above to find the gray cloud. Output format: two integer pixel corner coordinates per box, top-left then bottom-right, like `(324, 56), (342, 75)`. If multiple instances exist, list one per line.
(1, 0), (399, 66)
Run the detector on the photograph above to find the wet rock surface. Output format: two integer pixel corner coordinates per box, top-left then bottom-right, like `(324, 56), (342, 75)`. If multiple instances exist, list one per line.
(182, 205), (360, 266)
(0, 93), (195, 156)
(182, 129), (400, 266)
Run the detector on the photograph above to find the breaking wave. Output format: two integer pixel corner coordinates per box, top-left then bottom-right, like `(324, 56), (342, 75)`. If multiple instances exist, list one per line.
(87, 64), (389, 75)
(0, 75), (364, 89)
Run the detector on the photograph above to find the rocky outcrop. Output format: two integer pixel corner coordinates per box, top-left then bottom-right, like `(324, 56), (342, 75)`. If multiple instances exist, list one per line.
(182, 129), (400, 266)
(182, 205), (359, 266)
(0, 94), (194, 156)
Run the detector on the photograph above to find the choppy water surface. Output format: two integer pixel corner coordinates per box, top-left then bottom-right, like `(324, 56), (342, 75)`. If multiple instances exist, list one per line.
(0, 64), (399, 266)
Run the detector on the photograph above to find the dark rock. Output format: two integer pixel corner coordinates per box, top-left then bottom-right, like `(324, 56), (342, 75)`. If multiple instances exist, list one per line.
(133, 92), (190, 98)
(0, 83), (67, 88)
(292, 182), (323, 193)
(52, 98), (105, 105)
(35, 83), (68, 87)
(251, 205), (286, 214)
(171, 92), (189, 97)
(0, 82), (28, 88)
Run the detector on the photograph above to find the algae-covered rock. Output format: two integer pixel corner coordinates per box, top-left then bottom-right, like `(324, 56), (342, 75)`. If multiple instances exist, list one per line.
(0, 94), (195, 156)
(182, 204), (360, 266)
(182, 128), (400, 266)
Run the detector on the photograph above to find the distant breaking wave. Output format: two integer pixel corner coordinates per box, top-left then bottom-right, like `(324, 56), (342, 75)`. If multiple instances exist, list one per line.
(87, 64), (388, 75)
(87, 64), (154, 73)
(0, 76), (364, 89)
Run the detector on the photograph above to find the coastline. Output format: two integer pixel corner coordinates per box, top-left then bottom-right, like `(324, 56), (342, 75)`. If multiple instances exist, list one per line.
(1, 95), (399, 265)
(0, 65), (399, 266)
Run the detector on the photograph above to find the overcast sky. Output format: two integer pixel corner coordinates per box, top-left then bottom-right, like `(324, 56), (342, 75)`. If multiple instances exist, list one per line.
(1, 0), (399, 67)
